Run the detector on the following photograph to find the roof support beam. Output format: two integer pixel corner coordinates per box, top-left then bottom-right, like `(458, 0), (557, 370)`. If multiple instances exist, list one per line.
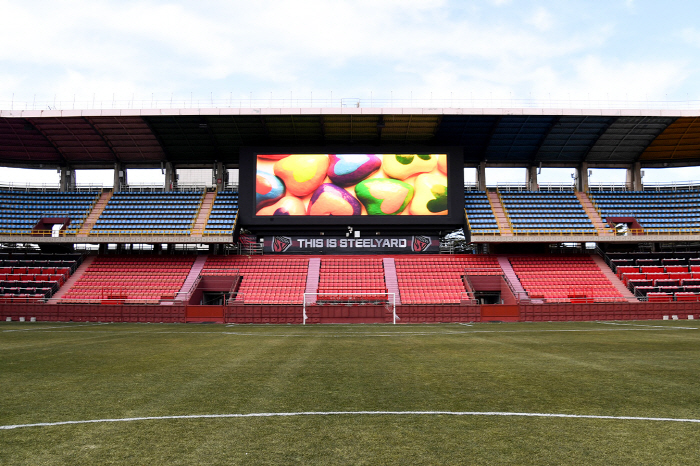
(59, 166), (75, 191)
(627, 162), (642, 190)
(23, 119), (70, 166)
(84, 117), (120, 163)
(477, 161), (486, 191)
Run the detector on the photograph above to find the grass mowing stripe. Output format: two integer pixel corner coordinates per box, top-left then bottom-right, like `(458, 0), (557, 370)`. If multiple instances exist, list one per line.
(2, 321), (699, 464)
(3, 410), (700, 430)
(4, 327), (698, 338)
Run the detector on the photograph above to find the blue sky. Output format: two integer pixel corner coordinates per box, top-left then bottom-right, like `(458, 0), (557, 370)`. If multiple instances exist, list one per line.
(2, 0), (700, 108)
(1, 0), (700, 184)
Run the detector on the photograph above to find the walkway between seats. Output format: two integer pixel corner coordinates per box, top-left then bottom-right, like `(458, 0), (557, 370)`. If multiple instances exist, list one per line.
(591, 254), (636, 299)
(497, 256), (527, 298)
(304, 258), (321, 304)
(177, 255), (209, 302)
(382, 257), (401, 305)
(48, 255), (96, 303)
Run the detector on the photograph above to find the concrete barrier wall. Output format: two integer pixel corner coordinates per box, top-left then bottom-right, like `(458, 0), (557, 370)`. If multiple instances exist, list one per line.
(1, 302), (698, 324)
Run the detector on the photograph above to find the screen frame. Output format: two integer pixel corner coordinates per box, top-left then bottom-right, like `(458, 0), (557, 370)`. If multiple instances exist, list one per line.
(238, 146), (464, 231)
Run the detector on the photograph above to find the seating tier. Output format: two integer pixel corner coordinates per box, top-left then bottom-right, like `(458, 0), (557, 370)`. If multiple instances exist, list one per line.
(500, 191), (596, 235)
(91, 191), (204, 235)
(204, 191), (238, 235)
(464, 191), (499, 235)
(316, 258), (387, 303)
(61, 256), (196, 302)
(590, 190), (700, 233)
(396, 255), (501, 304)
(510, 256), (624, 302)
(0, 190), (99, 235)
(203, 256), (308, 304)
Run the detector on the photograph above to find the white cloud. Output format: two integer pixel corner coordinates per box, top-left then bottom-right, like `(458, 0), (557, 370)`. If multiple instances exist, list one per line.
(0, 0), (697, 106)
(526, 7), (554, 32)
(680, 27), (700, 48)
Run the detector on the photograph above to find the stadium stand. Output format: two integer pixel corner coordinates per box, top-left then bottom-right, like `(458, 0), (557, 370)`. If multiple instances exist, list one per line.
(589, 190), (700, 233)
(204, 190), (239, 234)
(90, 191), (204, 235)
(607, 252), (700, 301)
(396, 255), (501, 304)
(0, 252), (80, 302)
(203, 256), (308, 304)
(0, 190), (100, 235)
(4, 110), (700, 323)
(509, 256), (626, 302)
(60, 256), (196, 302)
(464, 190), (500, 235)
(499, 191), (597, 235)
(316, 257), (388, 304)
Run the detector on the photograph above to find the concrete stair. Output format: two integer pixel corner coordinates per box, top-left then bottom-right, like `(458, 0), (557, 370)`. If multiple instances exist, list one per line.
(191, 191), (216, 237)
(47, 255), (96, 302)
(304, 258), (321, 304)
(78, 191), (112, 237)
(177, 255), (209, 302)
(497, 256), (527, 299)
(576, 192), (614, 236)
(487, 191), (512, 236)
(591, 254), (637, 299)
(382, 257), (402, 305)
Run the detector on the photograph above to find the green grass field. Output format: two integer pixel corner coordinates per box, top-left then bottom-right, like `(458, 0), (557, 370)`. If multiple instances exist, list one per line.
(2, 321), (700, 465)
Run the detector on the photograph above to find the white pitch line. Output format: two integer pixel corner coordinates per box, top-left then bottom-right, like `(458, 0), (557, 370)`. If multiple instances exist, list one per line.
(2, 410), (700, 431)
(2, 322), (111, 333)
(2, 326), (697, 338)
(599, 322), (698, 330)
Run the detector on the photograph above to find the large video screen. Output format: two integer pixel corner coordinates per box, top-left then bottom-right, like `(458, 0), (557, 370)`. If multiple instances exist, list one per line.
(256, 154), (448, 216)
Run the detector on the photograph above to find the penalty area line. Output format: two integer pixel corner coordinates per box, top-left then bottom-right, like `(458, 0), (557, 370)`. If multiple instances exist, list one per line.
(2, 411), (700, 430)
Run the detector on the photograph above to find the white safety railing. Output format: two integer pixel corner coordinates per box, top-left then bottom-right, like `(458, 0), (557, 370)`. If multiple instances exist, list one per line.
(4, 95), (700, 111)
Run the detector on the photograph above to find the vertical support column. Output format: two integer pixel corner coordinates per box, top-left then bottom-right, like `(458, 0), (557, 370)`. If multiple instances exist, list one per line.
(214, 162), (225, 191)
(577, 162), (588, 192)
(164, 162), (175, 192)
(527, 165), (538, 191)
(59, 167), (76, 191)
(113, 163), (126, 192)
(627, 162), (642, 191)
(477, 161), (487, 191)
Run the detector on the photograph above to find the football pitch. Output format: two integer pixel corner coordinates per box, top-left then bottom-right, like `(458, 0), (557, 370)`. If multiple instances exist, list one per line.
(2, 321), (700, 465)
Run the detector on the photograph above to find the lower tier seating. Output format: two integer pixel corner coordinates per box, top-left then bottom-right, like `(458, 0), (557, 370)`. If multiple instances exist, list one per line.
(316, 257), (387, 303)
(395, 255), (501, 304)
(61, 256), (196, 302)
(510, 256), (625, 302)
(203, 256), (308, 304)
(0, 253), (80, 301)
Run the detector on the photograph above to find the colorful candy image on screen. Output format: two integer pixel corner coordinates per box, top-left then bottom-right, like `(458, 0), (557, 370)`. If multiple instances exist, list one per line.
(255, 154), (448, 216)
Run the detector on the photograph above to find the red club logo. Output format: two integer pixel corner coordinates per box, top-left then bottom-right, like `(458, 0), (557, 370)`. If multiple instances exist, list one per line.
(412, 235), (431, 252)
(272, 236), (292, 253)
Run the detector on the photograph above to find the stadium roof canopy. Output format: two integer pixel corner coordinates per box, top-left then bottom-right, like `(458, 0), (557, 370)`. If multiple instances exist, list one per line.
(1, 108), (699, 168)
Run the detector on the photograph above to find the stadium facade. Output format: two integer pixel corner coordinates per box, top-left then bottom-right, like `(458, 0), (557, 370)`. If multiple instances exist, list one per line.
(0, 106), (699, 323)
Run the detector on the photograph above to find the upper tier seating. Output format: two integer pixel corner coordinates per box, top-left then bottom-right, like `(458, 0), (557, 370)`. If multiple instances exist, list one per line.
(0, 190), (99, 235)
(0, 252), (80, 302)
(317, 257), (387, 303)
(204, 191), (238, 235)
(396, 255), (501, 304)
(499, 191), (596, 235)
(464, 191), (499, 235)
(589, 190), (700, 233)
(203, 256), (308, 304)
(509, 256), (625, 302)
(61, 256), (196, 302)
(91, 191), (204, 235)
